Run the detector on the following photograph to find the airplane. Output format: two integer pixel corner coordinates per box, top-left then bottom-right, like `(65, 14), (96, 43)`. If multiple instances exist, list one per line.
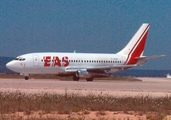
(6, 23), (164, 81)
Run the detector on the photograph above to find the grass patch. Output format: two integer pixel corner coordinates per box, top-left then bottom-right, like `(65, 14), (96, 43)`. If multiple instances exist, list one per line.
(0, 90), (171, 119)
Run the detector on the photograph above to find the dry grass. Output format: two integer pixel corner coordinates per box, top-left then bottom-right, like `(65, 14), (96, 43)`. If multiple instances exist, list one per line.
(0, 90), (171, 119)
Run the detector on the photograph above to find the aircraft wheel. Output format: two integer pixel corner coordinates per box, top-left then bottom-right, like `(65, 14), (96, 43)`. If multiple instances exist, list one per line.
(25, 76), (29, 80)
(86, 78), (93, 81)
(73, 76), (79, 81)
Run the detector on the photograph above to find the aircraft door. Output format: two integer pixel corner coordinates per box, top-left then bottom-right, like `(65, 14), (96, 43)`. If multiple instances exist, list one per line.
(33, 55), (39, 66)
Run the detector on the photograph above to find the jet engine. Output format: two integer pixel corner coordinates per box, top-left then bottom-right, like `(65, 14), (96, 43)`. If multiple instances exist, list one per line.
(76, 69), (91, 78)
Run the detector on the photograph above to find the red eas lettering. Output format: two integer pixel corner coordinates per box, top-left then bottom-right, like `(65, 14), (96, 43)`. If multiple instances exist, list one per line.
(52, 56), (61, 66)
(44, 56), (51, 67)
(43, 56), (69, 67)
(62, 56), (69, 67)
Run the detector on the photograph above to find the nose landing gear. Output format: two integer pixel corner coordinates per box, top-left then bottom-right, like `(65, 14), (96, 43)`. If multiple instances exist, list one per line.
(24, 76), (29, 80)
(20, 73), (29, 80)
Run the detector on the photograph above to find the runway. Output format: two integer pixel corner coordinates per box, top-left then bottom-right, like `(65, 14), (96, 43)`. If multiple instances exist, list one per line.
(0, 77), (171, 97)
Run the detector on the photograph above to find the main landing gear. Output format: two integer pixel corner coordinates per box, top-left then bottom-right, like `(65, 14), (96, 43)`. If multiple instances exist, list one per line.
(73, 76), (79, 81)
(72, 76), (93, 81)
(86, 78), (93, 81)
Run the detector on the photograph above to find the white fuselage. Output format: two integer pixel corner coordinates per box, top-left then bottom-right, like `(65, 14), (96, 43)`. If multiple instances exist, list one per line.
(7, 52), (126, 74)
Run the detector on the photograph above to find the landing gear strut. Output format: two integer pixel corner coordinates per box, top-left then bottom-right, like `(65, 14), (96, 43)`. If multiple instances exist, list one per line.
(73, 76), (79, 81)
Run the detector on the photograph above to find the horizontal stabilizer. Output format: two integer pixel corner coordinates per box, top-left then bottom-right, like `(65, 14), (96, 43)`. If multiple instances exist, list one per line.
(135, 55), (166, 66)
(135, 55), (166, 60)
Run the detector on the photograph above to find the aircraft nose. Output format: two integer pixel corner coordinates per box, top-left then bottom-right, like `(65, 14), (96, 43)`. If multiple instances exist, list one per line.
(6, 61), (16, 71)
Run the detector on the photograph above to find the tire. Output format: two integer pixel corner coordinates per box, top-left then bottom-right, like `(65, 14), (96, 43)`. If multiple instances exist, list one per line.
(86, 78), (93, 81)
(25, 76), (29, 80)
(73, 76), (79, 81)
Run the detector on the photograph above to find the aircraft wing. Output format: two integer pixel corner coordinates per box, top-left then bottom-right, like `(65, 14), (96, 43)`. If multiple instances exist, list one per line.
(87, 65), (135, 70)
(65, 64), (136, 73)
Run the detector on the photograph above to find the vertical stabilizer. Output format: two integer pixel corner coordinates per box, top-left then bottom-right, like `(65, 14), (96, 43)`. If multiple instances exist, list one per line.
(117, 23), (150, 64)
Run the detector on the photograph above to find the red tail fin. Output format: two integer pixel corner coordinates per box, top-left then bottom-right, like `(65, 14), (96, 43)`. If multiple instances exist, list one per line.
(117, 23), (150, 64)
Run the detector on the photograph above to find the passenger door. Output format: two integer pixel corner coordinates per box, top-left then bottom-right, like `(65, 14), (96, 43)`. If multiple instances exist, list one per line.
(33, 55), (39, 66)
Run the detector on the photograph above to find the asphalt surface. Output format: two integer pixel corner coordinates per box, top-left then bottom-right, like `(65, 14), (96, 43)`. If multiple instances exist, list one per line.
(0, 77), (171, 97)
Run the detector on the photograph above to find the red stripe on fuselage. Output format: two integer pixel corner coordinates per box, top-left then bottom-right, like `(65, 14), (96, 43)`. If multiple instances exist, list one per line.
(125, 25), (149, 65)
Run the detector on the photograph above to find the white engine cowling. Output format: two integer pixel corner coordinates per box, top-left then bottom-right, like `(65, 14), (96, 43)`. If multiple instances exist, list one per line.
(76, 69), (92, 78)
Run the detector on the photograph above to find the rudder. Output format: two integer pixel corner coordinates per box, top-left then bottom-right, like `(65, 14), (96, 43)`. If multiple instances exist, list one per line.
(117, 23), (150, 64)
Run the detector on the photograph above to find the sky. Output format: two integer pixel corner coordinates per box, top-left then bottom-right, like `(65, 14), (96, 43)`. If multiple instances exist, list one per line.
(0, 0), (171, 70)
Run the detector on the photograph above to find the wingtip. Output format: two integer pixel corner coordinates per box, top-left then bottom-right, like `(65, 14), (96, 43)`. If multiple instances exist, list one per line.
(158, 55), (166, 57)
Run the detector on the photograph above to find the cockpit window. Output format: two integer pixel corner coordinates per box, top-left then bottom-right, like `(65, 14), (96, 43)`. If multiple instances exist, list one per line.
(15, 58), (19, 60)
(15, 57), (25, 61)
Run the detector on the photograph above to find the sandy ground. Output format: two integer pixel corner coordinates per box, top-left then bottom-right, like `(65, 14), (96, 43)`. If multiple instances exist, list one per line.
(1, 77), (171, 119)
(0, 77), (171, 97)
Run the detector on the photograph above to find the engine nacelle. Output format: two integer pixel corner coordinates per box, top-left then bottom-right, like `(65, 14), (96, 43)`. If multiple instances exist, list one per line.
(76, 69), (91, 78)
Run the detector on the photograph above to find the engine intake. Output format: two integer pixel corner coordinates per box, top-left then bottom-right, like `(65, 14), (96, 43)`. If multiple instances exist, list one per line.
(76, 69), (91, 78)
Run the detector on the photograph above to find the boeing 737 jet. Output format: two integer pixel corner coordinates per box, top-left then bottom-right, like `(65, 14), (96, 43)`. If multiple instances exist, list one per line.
(6, 23), (164, 81)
